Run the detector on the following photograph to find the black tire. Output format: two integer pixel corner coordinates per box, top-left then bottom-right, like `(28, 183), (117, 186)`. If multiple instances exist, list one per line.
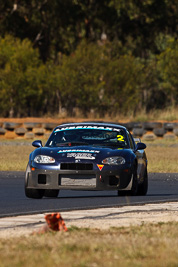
(0, 127), (6, 134)
(3, 122), (21, 130)
(153, 128), (166, 137)
(44, 190), (59, 198)
(130, 167), (138, 196)
(117, 190), (128, 196)
(25, 187), (44, 199)
(163, 123), (174, 131)
(173, 128), (178, 136)
(143, 122), (162, 130)
(137, 170), (148, 196)
(132, 128), (145, 137)
(118, 166), (138, 196)
(42, 123), (58, 130)
(25, 166), (44, 199)
(23, 122), (41, 130)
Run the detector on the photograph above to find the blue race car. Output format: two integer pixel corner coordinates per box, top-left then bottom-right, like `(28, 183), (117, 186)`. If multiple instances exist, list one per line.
(25, 122), (148, 198)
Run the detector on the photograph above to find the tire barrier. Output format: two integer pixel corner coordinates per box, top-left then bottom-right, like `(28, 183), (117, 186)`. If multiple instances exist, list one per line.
(33, 127), (45, 135)
(24, 132), (35, 139)
(173, 128), (178, 136)
(142, 133), (157, 141)
(132, 128), (145, 137)
(143, 122), (162, 131)
(124, 122), (143, 130)
(163, 133), (176, 140)
(24, 122), (42, 130)
(3, 122), (21, 130)
(153, 128), (166, 137)
(0, 120), (178, 140)
(163, 123), (178, 131)
(14, 127), (27, 135)
(0, 127), (6, 135)
(42, 123), (58, 130)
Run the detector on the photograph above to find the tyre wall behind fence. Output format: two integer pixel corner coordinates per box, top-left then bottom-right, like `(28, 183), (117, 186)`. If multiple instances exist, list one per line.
(0, 120), (178, 140)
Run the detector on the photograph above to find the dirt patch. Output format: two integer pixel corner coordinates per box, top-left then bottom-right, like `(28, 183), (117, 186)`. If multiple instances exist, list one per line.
(0, 117), (109, 123)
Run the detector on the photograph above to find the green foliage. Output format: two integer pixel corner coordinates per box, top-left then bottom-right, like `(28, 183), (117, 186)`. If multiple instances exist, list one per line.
(0, 1), (177, 117)
(157, 38), (178, 107)
(0, 0), (177, 60)
(56, 41), (105, 116)
(0, 35), (42, 116)
(102, 54), (144, 115)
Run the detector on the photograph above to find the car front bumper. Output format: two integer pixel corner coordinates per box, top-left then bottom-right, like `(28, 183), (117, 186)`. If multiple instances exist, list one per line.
(26, 164), (133, 191)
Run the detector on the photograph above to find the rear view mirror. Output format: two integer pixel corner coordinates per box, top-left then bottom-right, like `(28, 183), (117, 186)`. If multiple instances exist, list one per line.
(135, 142), (146, 151)
(32, 140), (42, 148)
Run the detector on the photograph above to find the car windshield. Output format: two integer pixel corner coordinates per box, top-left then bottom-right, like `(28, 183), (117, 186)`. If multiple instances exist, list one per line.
(45, 126), (129, 149)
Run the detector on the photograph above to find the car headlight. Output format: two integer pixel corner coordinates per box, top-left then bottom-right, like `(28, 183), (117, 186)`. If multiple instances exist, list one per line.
(34, 155), (55, 164)
(102, 156), (125, 165)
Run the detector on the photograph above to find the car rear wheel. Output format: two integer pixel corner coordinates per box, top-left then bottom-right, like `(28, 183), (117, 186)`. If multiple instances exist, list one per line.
(137, 170), (148, 196)
(44, 190), (59, 198)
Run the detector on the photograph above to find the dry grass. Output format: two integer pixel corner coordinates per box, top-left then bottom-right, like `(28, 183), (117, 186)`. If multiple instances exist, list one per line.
(0, 223), (178, 267)
(3, 106), (178, 125)
(0, 144), (34, 171)
(146, 144), (178, 173)
(131, 107), (178, 122)
(90, 107), (178, 122)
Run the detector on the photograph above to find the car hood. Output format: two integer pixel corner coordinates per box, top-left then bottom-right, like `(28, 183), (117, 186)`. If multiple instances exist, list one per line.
(32, 145), (132, 162)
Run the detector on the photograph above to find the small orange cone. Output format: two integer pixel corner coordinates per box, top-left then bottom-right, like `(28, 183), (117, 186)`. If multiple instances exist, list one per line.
(45, 212), (68, 232)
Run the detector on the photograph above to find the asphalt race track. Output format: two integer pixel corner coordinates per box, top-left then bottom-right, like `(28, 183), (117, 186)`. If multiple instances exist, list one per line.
(0, 172), (177, 218)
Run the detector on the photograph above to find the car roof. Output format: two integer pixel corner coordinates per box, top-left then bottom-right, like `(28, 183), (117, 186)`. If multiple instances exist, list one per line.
(54, 122), (127, 131)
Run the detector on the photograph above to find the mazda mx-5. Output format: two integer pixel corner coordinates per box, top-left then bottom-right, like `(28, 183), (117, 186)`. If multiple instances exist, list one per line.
(25, 122), (148, 198)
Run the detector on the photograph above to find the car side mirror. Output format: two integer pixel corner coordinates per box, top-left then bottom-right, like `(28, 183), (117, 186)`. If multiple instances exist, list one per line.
(32, 140), (42, 148)
(135, 142), (146, 151)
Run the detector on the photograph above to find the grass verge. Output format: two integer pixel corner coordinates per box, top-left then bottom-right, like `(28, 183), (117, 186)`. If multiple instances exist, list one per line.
(146, 142), (178, 173)
(0, 223), (178, 267)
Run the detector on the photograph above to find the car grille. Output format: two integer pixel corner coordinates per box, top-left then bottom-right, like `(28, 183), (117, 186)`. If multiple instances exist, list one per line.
(38, 174), (46, 184)
(60, 163), (93, 170)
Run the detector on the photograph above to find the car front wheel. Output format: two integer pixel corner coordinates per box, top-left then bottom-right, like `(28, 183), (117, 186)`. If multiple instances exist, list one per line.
(25, 187), (44, 199)
(44, 190), (59, 198)
(25, 169), (44, 199)
(137, 170), (148, 196)
(118, 166), (138, 196)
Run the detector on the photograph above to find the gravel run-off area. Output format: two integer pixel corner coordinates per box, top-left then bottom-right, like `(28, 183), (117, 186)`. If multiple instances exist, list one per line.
(0, 202), (177, 238)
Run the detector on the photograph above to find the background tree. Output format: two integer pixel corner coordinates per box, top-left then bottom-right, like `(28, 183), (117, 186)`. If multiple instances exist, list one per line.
(1, 0), (177, 62)
(0, 1), (177, 117)
(102, 54), (144, 116)
(157, 38), (178, 107)
(56, 41), (105, 116)
(0, 35), (42, 117)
